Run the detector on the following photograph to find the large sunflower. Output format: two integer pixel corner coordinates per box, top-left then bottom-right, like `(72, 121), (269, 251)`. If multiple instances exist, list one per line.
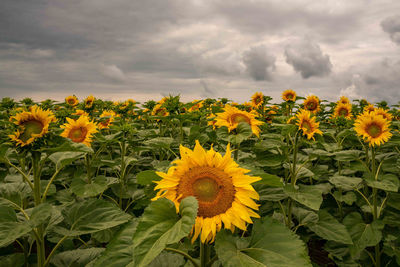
(153, 141), (260, 243)
(333, 102), (352, 119)
(295, 109), (323, 140)
(60, 116), (98, 146)
(282, 89), (297, 102)
(354, 111), (392, 146)
(303, 95), (321, 114)
(214, 105), (264, 137)
(251, 92), (264, 108)
(65, 95), (79, 106)
(84, 95), (95, 109)
(9, 105), (56, 146)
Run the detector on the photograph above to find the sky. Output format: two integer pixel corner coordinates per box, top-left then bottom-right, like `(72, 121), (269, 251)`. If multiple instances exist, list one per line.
(0, 0), (400, 104)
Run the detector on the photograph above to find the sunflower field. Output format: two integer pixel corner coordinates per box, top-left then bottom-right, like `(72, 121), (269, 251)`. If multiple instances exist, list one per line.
(0, 91), (400, 267)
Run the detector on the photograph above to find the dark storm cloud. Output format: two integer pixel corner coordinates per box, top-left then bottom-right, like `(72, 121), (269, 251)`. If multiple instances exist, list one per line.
(285, 40), (332, 79)
(381, 15), (400, 45)
(242, 46), (275, 81)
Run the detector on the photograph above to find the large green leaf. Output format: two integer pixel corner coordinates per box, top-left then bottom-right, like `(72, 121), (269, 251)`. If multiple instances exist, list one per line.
(329, 175), (363, 191)
(136, 170), (162, 186)
(364, 174), (399, 192)
(70, 176), (111, 198)
(132, 197), (198, 267)
(50, 247), (105, 267)
(88, 220), (138, 267)
(49, 151), (86, 171)
(0, 253), (25, 267)
(333, 150), (362, 161)
(215, 217), (311, 267)
(55, 199), (131, 236)
(0, 206), (31, 247)
(308, 210), (353, 245)
(0, 182), (32, 208)
(284, 184), (322, 211)
(143, 137), (174, 148)
(255, 173), (283, 187)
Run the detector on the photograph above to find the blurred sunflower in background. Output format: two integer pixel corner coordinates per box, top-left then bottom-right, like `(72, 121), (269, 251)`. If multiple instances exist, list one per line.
(303, 95), (321, 114)
(152, 104), (169, 117)
(72, 109), (89, 116)
(84, 95), (95, 109)
(364, 104), (376, 113)
(9, 105), (56, 146)
(60, 115), (98, 146)
(98, 110), (117, 129)
(295, 109), (322, 140)
(251, 92), (264, 108)
(282, 89), (297, 102)
(65, 95), (79, 106)
(333, 102), (352, 119)
(338, 96), (350, 105)
(153, 141), (260, 243)
(374, 108), (393, 121)
(354, 111), (392, 146)
(214, 105), (264, 137)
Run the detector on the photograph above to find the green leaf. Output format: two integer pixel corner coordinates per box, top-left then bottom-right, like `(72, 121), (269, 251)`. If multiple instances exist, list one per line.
(333, 191), (357, 205)
(43, 140), (93, 154)
(215, 217), (311, 267)
(255, 173), (283, 187)
(292, 207), (319, 226)
(364, 174), (399, 192)
(70, 176), (110, 198)
(329, 175), (363, 191)
(50, 247), (105, 267)
(284, 184), (322, 211)
(257, 186), (287, 201)
(148, 251), (185, 267)
(334, 150), (362, 161)
(228, 122), (253, 145)
(343, 212), (383, 256)
(132, 197), (198, 267)
(0, 182), (32, 208)
(88, 220), (138, 267)
(0, 253), (25, 267)
(49, 151), (86, 171)
(0, 206), (31, 247)
(308, 210), (353, 245)
(55, 199), (131, 236)
(29, 203), (53, 227)
(143, 137), (174, 148)
(136, 170), (162, 186)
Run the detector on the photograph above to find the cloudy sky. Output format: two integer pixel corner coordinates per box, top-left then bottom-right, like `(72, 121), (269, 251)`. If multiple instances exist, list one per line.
(1, 0), (400, 104)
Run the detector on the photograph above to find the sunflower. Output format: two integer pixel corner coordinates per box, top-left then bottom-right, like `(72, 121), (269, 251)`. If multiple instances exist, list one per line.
(152, 104), (169, 116)
(214, 105), (264, 137)
(65, 95), (79, 106)
(72, 109), (89, 116)
(153, 141), (260, 243)
(303, 95), (321, 114)
(98, 110), (117, 129)
(9, 105), (56, 146)
(295, 109), (322, 140)
(188, 100), (204, 112)
(251, 92), (264, 108)
(364, 104), (376, 113)
(338, 96), (350, 105)
(333, 102), (352, 119)
(374, 108), (393, 121)
(282, 89), (297, 102)
(84, 95), (95, 109)
(207, 114), (217, 129)
(354, 111), (392, 146)
(60, 116), (98, 146)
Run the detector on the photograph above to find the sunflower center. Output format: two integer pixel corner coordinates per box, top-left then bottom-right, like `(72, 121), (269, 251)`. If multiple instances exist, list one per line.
(231, 114), (251, 125)
(255, 97), (262, 104)
(367, 123), (382, 138)
(177, 166), (235, 218)
(339, 108), (348, 116)
(301, 120), (312, 132)
(20, 120), (44, 142)
(286, 94), (293, 100)
(68, 99), (75, 104)
(306, 102), (316, 110)
(68, 127), (88, 143)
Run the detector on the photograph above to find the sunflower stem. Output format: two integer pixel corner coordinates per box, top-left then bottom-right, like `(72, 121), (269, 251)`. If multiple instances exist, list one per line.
(287, 131), (299, 228)
(200, 242), (211, 267)
(371, 147), (380, 267)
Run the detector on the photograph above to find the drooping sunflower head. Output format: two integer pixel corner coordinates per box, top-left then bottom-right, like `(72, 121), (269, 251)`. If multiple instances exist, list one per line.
(84, 95), (95, 109)
(153, 141), (261, 243)
(251, 92), (264, 108)
(65, 95), (79, 106)
(214, 105), (264, 137)
(98, 110), (117, 129)
(338, 96), (350, 105)
(303, 95), (321, 114)
(374, 108), (393, 121)
(72, 109), (89, 116)
(295, 109), (323, 140)
(354, 111), (392, 146)
(282, 89), (297, 102)
(333, 102), (352, 119)
(60, 115), (98, 146)
(9, 105), (56, 147)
